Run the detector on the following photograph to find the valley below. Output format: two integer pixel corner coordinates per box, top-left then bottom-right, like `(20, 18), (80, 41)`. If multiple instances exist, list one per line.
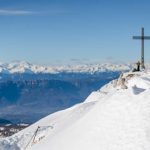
(0, 71), (120, 124)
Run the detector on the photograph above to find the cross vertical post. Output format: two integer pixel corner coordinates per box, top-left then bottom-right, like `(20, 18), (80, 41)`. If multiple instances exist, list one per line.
(141, 27), (144, 69)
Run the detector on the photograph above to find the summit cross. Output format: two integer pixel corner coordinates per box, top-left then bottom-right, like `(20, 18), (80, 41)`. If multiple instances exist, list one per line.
(133, 27), (150, 69)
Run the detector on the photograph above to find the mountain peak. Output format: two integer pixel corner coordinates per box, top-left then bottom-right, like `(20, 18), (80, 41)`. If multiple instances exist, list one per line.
(0, 61), (132, 74)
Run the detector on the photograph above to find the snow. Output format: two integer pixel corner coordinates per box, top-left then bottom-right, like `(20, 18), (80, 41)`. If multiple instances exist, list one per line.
(0, 61), (132, 74)
(1, 70), (150, 150)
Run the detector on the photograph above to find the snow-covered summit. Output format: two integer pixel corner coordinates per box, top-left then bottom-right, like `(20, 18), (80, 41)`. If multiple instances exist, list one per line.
(1, 71), (150, 150)
(0, 61), (132, 74)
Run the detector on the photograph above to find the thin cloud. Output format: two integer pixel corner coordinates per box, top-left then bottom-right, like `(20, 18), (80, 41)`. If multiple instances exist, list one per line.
(0, 9), (69, 16)
(0, 9), (35, 15)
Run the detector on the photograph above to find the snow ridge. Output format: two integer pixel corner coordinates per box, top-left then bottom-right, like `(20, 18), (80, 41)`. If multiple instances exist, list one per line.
(1, 71), (150, 150)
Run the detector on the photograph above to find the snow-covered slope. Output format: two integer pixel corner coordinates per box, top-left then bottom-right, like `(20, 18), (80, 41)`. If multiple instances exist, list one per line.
(1, 70), (150, 150)
(0, 61), (131, 74)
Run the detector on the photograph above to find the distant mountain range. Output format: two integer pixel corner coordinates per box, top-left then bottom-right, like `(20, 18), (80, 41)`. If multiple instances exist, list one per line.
(0, 61), (132, 74)
(0, 61), (133, 124)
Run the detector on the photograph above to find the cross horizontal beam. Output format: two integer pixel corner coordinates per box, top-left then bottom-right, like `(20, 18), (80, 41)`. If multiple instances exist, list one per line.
(133, 36), (150, 40)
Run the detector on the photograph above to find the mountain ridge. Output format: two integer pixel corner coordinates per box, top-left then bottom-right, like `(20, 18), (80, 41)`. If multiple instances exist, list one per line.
(0, 61), (132, 74)
(1, 71), (150, 150)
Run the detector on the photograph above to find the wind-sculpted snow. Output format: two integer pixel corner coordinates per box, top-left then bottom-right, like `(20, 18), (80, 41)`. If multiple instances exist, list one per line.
(2, 71), (150, 150)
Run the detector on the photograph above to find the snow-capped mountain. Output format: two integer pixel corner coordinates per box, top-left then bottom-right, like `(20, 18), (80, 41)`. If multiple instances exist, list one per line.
(1, 70), (150, 150)
(0, 61), (131, 124)
(0, 61), (132, 74)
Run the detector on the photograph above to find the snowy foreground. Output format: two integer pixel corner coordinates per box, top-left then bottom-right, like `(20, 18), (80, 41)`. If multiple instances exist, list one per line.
(1, 71), (150, 150)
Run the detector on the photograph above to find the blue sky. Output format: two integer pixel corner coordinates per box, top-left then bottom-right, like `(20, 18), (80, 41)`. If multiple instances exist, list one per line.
(0, 0), (150, 64)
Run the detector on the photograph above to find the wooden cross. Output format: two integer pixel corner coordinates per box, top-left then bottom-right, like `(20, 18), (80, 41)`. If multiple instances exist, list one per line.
(133, 27), (150, 69)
